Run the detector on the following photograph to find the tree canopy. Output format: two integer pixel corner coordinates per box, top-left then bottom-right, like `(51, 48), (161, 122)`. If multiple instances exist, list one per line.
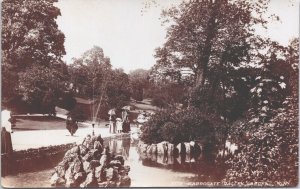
(2, 0), (66, 112)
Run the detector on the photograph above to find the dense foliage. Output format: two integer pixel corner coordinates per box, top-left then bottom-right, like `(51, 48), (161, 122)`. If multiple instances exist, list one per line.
(2, 0), (67, 113)
(68, 46), (131, 119)
(141, 107), (221, 145)
(143, 0), (298, 186)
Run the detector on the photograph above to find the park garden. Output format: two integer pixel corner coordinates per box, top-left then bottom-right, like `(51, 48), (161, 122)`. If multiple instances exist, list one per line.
(1, 0), (298, 187)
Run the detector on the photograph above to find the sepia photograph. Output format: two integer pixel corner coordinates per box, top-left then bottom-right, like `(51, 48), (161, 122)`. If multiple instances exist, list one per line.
(1, 0), (299, 187)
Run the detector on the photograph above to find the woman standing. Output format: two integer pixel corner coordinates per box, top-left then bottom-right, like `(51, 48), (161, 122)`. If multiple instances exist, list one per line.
(108, 108), (116, 134)
(121, 109), (130, 133)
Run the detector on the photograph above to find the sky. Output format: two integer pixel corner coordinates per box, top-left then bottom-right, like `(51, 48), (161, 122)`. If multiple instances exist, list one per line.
(55, 0), (299, 73)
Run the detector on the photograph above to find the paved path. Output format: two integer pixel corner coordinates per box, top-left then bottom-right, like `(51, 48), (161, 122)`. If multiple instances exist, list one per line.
(11, 127), (116, 151)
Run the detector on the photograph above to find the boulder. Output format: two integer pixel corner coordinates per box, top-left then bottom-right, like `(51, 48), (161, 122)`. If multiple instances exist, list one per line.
(73, 158), (82, 173)
(56, 177), (66, 187)
(50, 173), (60, 186)
(90, 149), (101, 160)
(157, 141), (168, 155)
(120, 175), (131, 187)
(99, 154), (108, 167)
(93, 141), (103, 152)
(90, 160), (101, 168)
(55, 165), (66, 178)
(108, 160), (122, 168)
(98, 181), (108, 187)
(51, 135), (131, 187)
(176, 143), (186, 155)
(79, 145), (88, 156)
(184, 142), (191, 155)
(74, 172), (85, 184)
(80, 172), (97, 187)
(83, 161), (92, 173)
(105, 167), (114, 181)
(82, 151), (93, 162)
(167, 143), (174, 155)
(95, 165), (104, 180)
(114, 155), (124, 165)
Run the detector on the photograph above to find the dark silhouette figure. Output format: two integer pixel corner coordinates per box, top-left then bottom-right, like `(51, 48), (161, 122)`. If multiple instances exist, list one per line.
(66, 115), (78, 136)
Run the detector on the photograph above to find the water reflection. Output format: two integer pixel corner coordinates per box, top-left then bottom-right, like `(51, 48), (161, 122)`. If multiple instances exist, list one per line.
(106, 137), (223, 181)
(2, 137), (225, 187)
(105, 136), (131, 160)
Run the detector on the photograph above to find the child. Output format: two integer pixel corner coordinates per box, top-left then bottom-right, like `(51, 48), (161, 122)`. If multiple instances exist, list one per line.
(116, 118), (123, 133)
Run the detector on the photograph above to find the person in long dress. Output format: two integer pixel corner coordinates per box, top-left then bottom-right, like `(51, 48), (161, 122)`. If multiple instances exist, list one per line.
(109, 114), (116, 134)
(121, 109), (130, 133)
(66, 115), (78, 136)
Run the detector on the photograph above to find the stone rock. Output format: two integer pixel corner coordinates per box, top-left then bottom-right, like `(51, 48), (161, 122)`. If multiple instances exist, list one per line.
(83, 161), (92, 173)
(90, 149), (101, 160)
(73, 158), (82, 173)
(65, 166), (74, 180)
(108, 160), (122, 168)
(114, 155), (124, 165)
(184, 142), (191, 155)
(74, 172), (85, 184)
(56, 177), (66, 186)
(94, 141), (102, 151)
(90, 160), (100, 168)
(50, 173), (59, 186)
(124, 165), (130, 174)
(176, 143), (186, 155)
(98, 181), (108, 187)
(99, 154), (108, 166)
(120, 175), (131, 187)
(70, 146), (80, 154)
(95, 165), (104, 180)
(146, 144), (157, 154)
(79, 144), (88, 156)
(55, 165), (66, 178)
(167, 143), (174, 155)
(51, 134), (131, 187)
(80, 172), (97, 187)
(82, 151), (93, 162)
(157, 141), (168, 155)
(140, 144), (149, 153)
(105, 167), (114, 181)
(106, 181), (117, 187)
(65, 177), (76, 188)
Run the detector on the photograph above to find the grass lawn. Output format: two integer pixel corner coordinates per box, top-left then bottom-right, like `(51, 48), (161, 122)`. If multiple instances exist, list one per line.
(13, 116), (67, 131)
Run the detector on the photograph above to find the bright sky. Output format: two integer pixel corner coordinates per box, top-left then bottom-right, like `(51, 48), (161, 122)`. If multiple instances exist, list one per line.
(55, 0), (299, 73)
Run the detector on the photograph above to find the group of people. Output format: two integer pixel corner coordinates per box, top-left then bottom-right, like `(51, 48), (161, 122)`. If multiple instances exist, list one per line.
(65, 107), (131, 136)
(108, 108), (131, 134)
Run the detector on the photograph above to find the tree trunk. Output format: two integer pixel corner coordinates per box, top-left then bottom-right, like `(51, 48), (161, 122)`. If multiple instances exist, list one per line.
(194, 0), (221, 89)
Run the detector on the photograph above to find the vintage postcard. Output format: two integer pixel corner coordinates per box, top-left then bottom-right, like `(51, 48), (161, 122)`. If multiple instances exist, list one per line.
(1, 0), (299, 188)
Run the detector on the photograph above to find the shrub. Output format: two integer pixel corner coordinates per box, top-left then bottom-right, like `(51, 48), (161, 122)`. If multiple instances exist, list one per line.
(140, 107), (220, 145)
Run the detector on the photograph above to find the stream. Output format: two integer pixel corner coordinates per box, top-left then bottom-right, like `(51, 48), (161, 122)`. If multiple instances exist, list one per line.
(1, 136), (224, 187)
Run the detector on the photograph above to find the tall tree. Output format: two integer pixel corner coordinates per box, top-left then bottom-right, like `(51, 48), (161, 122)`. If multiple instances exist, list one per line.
(154, 0), (271, 108)
(129, 69), (150, 101)
(2, 0), (66, 108)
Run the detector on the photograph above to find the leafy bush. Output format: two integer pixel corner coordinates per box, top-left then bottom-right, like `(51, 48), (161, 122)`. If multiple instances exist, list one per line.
(68, 106), (89, 122)
(151, 97), (168, 108)
(140, 107), (220, 145)
(223, 96), (298, 187)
